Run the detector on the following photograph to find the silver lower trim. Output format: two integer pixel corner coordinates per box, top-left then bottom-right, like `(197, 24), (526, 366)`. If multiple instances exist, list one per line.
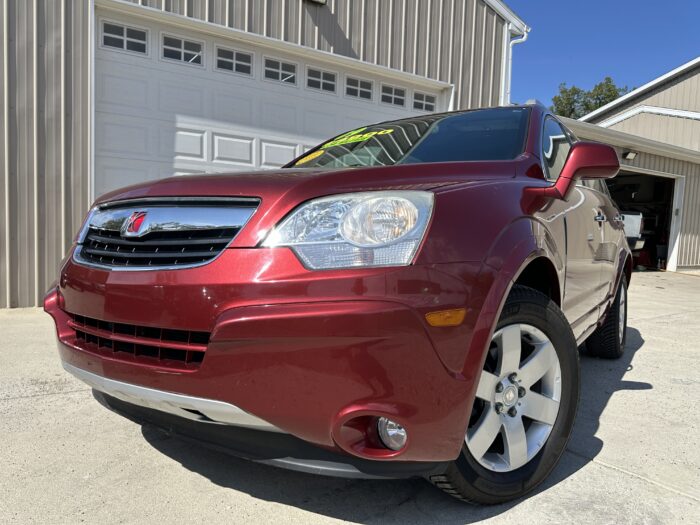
(63, 362), (283, 433)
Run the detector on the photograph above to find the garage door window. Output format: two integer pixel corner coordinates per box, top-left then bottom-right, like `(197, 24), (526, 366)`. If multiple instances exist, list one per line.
(162, 35), (203, 65)
(381, 85), (405, 106)
(264, 58), (297, 85)
(216, 47), (252, 76)
(346, 77), (372, 100)
(102, 22), (147, 54)
(414, 92), (436, 112)
(307, 68), (336, 93)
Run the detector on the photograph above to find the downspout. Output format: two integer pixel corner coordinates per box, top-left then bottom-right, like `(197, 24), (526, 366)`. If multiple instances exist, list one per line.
(502, 24), (530, 105)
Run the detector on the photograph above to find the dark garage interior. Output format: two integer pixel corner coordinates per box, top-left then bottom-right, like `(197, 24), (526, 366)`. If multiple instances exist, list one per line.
(607, 173), (675, 270)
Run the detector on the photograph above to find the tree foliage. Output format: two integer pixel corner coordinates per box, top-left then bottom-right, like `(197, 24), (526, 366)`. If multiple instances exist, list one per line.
(551, 77), (629, 119)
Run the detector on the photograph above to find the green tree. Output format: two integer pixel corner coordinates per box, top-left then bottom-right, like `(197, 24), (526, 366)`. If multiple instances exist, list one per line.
(551, 77), (629, 119)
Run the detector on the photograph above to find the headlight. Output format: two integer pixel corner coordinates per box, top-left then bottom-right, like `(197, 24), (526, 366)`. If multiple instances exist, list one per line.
(263, 191), (434, 269)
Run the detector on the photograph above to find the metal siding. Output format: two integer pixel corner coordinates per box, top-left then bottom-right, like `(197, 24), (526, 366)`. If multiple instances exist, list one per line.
(610, 112), (700, 152)
(2, 0), (512, 307)
(588, 65), (700, 154)
(0, 0), (91, 307)
(679, 166), (700, 268)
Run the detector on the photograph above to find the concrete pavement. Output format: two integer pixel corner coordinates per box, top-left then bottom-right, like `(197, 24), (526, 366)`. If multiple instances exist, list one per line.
(1, 271), (698, 524)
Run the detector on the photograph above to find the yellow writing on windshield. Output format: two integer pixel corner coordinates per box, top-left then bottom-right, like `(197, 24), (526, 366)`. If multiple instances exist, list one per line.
(294, 149), (325, 165)
(320, 127), (395, 149)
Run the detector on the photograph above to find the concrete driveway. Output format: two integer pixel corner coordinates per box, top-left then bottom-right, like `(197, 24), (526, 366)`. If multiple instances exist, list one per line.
(1, 271), (698, 524)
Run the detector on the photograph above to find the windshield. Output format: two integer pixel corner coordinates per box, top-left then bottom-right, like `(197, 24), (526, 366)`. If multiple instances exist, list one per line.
(290, 107), (530, 168)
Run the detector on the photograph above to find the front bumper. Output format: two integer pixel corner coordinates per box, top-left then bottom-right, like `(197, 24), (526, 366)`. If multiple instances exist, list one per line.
(46, 247), (494, 464)
(93, 390), (448, 479)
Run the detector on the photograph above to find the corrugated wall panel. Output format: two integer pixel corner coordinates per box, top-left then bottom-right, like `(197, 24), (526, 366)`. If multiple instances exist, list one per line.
(0, 0), (91, 307)
(679, 167), (700, 268)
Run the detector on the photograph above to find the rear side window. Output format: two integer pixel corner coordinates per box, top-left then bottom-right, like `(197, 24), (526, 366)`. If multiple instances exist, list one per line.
(542, 117), (571, 181)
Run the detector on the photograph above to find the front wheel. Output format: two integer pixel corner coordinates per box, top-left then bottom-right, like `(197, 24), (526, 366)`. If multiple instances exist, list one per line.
(429, 285), (580, 504)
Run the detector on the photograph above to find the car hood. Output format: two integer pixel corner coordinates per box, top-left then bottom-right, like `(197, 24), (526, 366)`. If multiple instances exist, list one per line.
(94, 161), (517, 248)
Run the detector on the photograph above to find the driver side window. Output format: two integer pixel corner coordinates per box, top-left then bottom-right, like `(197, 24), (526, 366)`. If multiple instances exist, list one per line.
(542, 117), (572, 181)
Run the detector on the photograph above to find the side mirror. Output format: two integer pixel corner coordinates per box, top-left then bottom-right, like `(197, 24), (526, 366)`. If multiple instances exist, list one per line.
(545, 141), (620, 200)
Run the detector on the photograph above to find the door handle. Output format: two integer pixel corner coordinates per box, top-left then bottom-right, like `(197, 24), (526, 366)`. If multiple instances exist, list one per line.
(613, 214), (623, 223)
(594, 213), (607, 223)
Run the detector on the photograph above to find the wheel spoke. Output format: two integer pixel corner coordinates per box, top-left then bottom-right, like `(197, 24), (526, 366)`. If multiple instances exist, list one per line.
(497, 324), (522, 375)
(466, 409), (501, 460)
(521, 391), (559, 426)
(475, 370), (499, 402)
(519, 340), (557, 388)
(502, 415), (528, 469)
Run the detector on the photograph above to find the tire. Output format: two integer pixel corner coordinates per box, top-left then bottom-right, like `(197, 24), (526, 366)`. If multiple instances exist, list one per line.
(429, 285), (580, 504)
(586, 275), (627, 359)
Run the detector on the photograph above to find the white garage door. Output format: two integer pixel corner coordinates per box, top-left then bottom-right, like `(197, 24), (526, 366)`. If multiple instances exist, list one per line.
(94, 12), (449, 197)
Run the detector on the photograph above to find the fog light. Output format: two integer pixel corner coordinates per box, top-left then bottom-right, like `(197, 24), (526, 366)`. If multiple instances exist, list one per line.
(377, 417), (407, 451)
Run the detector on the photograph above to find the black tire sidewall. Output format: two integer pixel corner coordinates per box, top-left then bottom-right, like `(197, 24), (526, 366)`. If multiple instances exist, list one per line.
(453, 289), (580, 502)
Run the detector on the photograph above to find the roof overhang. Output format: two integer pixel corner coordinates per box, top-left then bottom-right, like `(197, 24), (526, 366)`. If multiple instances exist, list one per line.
(562, 117), (700, 166)
(483, 0), (529, 36)
(580, 56), (700, 122)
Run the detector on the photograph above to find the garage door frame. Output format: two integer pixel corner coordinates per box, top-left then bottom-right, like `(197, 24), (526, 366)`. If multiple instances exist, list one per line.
(618, 163), (686, 272)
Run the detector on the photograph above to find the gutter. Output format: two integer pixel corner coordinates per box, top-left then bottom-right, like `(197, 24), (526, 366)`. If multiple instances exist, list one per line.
(502, 24), (530, 106)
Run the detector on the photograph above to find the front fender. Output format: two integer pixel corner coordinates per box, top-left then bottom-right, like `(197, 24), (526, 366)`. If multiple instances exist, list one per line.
(460, 217), (564, 415)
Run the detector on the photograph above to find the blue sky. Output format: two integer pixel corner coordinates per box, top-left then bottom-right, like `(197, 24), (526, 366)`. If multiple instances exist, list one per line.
(506, 1), (700, 107)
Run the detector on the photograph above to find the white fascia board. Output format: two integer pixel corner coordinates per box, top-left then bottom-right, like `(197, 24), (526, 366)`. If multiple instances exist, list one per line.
(561, 116), (700, 165)
(96, 0), (453, 94)
(598, 105), (700, 127)
(483, 0), (529, 35)
(580, 56), (700, 122)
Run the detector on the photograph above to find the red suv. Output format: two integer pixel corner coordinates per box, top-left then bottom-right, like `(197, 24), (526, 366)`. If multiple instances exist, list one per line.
(45, 103), (630, 504)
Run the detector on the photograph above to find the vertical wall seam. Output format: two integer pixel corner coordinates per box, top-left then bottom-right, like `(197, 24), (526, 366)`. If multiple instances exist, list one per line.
(33, 0), (40, 303)
(3, 0), (10, 307)
(456, 0), (466, 108)
(60, 0), (66, 253)
(467, 0), (476, 107)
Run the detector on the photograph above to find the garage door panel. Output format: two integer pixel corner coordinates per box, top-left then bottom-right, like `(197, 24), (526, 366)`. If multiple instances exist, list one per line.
(173, 128), (207, 161)
(158, 82), (206, 117)
(261, 101), (298, 135)
(95, 158), (168, 197)
(97, 72), (150, 111)
(212, 133), (256, 166)
(96, 118), (151, 157)
(261, 140), (298, 168)
(213, 92), (255, 126)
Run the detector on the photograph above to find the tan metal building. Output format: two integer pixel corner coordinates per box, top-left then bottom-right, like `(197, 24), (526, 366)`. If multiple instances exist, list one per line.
(577, 57), (700, 272)
(2, 0), (529, 307)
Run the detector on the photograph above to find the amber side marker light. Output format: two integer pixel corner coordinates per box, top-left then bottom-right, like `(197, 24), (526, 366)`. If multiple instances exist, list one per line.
(425, 308), (467, 327)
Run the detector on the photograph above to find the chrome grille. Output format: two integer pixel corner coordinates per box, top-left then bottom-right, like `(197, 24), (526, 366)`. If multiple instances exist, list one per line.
(73, 198), (258, 270)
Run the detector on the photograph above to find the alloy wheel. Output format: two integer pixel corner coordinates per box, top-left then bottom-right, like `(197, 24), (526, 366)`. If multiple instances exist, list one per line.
(466, 324), (562, 472)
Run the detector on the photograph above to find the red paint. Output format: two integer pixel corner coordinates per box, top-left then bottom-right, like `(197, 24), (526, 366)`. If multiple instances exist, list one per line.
(44, 105), (629, 463)
(124, 211), (147, 234)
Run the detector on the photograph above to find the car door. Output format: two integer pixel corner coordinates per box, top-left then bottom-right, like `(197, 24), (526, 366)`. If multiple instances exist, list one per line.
(541, 117), (605, 328)
(584, 178), (623, 302)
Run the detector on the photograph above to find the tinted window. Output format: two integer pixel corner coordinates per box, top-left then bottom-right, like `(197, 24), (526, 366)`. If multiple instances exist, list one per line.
(542, 117), (571, 180)
(291, 107), (530, 169)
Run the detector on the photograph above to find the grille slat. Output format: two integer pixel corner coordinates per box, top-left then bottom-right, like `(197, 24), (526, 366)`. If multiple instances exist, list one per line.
(82, 248), (219, 259)
(80, 226), (239, 268)
(67, 313), (209, 369)
(87, 233), (232, 247)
